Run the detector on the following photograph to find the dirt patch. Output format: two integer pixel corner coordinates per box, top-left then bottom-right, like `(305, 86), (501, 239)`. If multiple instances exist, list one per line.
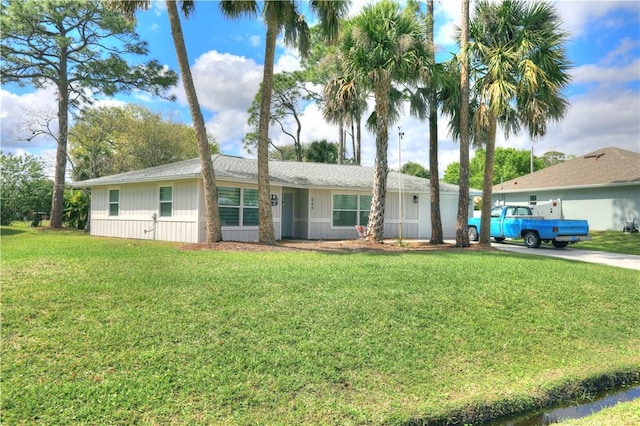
(180, 239), (493, 253)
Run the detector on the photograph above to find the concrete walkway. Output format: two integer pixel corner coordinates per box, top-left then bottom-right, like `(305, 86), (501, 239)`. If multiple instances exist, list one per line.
(490, 241), (640, 271)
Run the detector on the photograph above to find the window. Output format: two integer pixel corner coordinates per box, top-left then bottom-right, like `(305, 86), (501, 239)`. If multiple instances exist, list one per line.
(108, 189), (119, 216)
(159, 186), (173, 217)
(529, 195), (537, 206)
(218, 187), (258, 226)
(332, 194), (371, 227)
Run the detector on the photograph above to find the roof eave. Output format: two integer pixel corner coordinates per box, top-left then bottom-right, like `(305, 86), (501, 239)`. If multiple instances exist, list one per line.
(494, 180), (640, 194)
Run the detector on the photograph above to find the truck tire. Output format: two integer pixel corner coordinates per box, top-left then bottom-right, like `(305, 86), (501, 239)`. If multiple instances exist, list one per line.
(524, 231), (541, 248)
(468, 226), (479, 242)
(493, 237), (505, 242)
(552, 240), (568, 248)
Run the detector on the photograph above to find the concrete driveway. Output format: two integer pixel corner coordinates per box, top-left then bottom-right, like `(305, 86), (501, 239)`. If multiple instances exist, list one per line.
(491, 241), (640, 271)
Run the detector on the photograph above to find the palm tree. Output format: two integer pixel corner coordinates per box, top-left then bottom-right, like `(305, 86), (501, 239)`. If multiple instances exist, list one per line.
(105, 0), (223, 243)
(470, 0), (570, 246)
(322, 76), (367, 164)
(339, 0), (430, 242)
(456, 0), (471, 247)
(306, 140), (338, 163)
(220, 1), (349, 245)
(425, 0), (444, 245)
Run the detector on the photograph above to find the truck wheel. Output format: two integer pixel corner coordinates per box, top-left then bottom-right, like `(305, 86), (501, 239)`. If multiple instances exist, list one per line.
(468, 227), (479, 241)
(524, 231), (541, 248)
(494, 237), (505, 243)
(552, 240), (568, 248)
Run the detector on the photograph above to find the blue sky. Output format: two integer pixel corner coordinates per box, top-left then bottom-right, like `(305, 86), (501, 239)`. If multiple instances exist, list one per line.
(1, 0), (639, 178)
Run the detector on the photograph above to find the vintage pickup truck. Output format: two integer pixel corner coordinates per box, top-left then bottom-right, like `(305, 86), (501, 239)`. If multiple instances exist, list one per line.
(468, 205), (591, 248)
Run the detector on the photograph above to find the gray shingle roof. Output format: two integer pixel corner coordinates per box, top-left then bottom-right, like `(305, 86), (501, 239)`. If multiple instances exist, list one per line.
(73, 154), (463, 193)
(494, 147), (640, 193)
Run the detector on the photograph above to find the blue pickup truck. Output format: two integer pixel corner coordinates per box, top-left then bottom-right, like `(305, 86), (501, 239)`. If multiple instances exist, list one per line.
(468, 205), (591, 248)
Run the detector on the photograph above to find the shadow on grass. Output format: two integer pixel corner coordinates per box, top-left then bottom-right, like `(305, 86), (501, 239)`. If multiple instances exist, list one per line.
(0, 227), (26, 236)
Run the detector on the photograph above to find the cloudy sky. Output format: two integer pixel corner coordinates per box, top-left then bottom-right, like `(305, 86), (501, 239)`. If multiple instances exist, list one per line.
(1, 0), (639, 177)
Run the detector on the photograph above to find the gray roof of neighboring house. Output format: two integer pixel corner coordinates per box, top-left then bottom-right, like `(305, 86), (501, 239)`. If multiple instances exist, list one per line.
(73, 154), (464, 193)
(494, 147), (640, 193)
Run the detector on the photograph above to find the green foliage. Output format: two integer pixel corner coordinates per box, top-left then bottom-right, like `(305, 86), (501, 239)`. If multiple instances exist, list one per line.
(306, 140), (338, 163)
(62, 189), (89, 229)
(2, 228), (639, 424)
(70, 105), (218, 179)
(0, 153), (52, 225)
(401, 161), (430, 178)
(0, 0), (178, 108)
(442, 147), (556, 188)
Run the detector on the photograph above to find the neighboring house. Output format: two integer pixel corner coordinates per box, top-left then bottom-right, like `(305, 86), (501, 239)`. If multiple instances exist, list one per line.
(492, 147), (640, 231)
(73, 154), (474, 243)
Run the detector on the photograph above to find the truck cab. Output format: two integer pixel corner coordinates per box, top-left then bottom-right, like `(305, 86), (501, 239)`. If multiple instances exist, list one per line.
(469, 205), (591, 248)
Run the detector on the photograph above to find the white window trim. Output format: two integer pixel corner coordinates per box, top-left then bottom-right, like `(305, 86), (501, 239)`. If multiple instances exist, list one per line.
(158, 184), (174, 218)
(219, 186), (259, 228)
(331, 192), (372, 229)
(108, 187), (121, 217)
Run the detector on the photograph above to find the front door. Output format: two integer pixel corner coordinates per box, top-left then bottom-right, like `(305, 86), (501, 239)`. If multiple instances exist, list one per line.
(282, 191), (294, 238)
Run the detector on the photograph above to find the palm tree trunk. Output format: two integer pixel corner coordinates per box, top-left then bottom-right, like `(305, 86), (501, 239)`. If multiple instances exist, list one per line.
(356, 115), (361, 165)
(367, 74), (390, 243)
(338, 122), (344, 164)
(479, 115), (497, 246)
(427, 0), (443, 245)
(456, 0), (471, 247)
(257, 17), (277, 245)
(166, 0), (222, 243)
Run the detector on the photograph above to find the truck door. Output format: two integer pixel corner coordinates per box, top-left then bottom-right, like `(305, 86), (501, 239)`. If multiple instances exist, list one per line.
(490, 206), (504, 237)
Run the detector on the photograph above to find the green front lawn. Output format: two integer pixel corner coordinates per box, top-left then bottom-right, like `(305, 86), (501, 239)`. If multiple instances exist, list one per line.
(577, 230), (640, 256)
(2, 226), (639, 425)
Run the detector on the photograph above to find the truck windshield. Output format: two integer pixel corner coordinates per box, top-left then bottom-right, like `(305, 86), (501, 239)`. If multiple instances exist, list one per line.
(491, 207), (502, 218)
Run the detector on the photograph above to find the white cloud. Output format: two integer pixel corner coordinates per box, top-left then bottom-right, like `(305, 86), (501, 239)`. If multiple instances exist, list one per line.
(0, 87), (58, 154)
(572, 58), (640, 84)
(186, 50), (263, 111)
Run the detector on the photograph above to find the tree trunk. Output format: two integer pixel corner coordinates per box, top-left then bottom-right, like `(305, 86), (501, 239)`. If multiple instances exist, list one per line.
(338, 121), (344, 164)
(356, 115), (361, 165)
(50, 51), (69, 229)
(350, 118), (355, 163)
(367, 74), (390, 243)
(257, 17), (277, 245)
(456, 0), (471, 247)
(294, 110), (302, 162)
(166, 0), (222, 243)
(427, 0), (443, 245)
(479, 115), (497, 246)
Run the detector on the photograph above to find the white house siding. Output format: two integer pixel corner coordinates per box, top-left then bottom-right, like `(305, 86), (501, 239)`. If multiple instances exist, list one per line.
(306, 188), (426, 240)
(383, 190), (421, 239)
(218, 184), (282, 242)
(439, 193), (464, 239)
(89, 180), (200, 243)
(418, 194), (430, 238)
(493, 185), (640, 231)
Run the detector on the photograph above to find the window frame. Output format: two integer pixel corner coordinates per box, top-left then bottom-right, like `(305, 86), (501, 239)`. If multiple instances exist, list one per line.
(108, 188), (120, 217)
(331, 193), (371, 228)
(218, 186), (259, 227)
(158, 185), (173, 218)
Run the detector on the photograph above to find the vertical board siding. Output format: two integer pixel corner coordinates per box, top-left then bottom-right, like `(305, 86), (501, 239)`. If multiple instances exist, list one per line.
(89, 179), (200, 243)
(88, 177), (468, 242)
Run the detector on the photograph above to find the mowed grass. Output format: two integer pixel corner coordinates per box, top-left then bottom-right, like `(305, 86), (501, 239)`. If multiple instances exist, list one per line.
(2, 226), (639, 425)
(576, 230), (640, 256)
